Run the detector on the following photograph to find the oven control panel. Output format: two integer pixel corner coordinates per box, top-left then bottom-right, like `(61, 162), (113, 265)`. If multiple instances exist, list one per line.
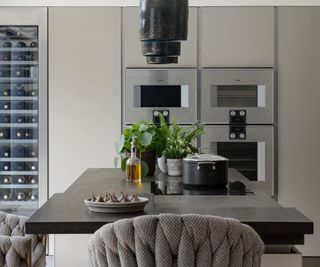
(229, 125), (246, 140)
(153, 110), (169, 125)
(229, 110), (246, 124)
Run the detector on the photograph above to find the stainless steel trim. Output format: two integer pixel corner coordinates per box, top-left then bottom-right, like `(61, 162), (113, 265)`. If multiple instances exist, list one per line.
(201, 125), (274, 196)
(124, 68), (197, 124)
(200, 68), (274, 124)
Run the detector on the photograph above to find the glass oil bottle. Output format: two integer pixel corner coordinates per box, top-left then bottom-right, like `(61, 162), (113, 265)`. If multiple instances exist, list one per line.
(126, 137), (141, 183)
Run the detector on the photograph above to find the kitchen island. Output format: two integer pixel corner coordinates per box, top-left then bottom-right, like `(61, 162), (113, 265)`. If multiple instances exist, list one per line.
(26, 168), (313, 267)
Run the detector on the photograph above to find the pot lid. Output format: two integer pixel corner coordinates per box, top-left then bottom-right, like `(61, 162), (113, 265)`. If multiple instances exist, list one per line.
(183, 154), (228, 162)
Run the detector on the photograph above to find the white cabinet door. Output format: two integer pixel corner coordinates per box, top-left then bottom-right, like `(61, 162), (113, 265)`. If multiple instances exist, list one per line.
(199, 7), (274, 67)
(123, 7), (197, 68)
(277, 7), (320, 256)
(49, 7), (121, 195)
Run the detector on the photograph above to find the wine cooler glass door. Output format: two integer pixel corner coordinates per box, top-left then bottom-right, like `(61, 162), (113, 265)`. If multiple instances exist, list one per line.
(0, 24), (43, 215)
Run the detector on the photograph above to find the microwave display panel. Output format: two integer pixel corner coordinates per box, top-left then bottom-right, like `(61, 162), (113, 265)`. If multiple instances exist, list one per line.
(134, 85), (189, 108)
(210, 85), (266, 108)
(141, 85), (181, 107)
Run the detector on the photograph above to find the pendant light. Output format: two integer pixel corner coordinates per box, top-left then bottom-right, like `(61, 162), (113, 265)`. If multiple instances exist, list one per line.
(139, 0), (189, 64)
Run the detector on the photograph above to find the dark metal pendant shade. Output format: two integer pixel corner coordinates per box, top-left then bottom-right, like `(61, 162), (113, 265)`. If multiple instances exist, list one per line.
(139, 0), (189, 64)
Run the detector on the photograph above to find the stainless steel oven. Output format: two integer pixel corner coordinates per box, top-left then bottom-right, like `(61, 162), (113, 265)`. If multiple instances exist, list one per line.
(201, 69), (274, 124)
(201, 125), (274, 196)
(124, 69), (197, 124)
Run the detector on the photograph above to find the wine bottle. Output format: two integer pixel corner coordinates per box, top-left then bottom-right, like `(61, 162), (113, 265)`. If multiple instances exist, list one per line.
(17, 41), (26, 48)
(29, 90), (37, 96)
(2, 192), (12, 201)
(17, 176), (26, 184)
(0, 146), (11, 157)
(17, 54), (26, 61)
(25, 101), (37, 110)
(12, 128), (24, 139)
(3, 176), (11, 184)
(27, 162), (37, 171)
(13, 115), (26, 123)
(0, 162), (10, 171)
(30, 41), (38, 48)
(30, 177), (37, 184)
(27, 147), (37, 157)
(0, 128), (10, 139)
(3, 41), (12, 48)
(0, 102), (10, 110)
(2, 89), (10, 96)
(16, 192), (26, 201)
(24, 129), (37, 139)
(28, 116), (37, 123)
(30, 192), (37, 201)
(0, 115), (10, 123)
(2, 53), (10, 61)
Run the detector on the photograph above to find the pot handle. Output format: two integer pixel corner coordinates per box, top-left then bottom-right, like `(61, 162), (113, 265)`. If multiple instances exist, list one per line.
(197, 162), (216, 171)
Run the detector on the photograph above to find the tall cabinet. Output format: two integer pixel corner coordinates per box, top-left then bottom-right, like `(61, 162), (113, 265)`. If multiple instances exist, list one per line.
(277, 7), (320, 256)
(0, 8), (47, 215)
(48, 7), (122, 266)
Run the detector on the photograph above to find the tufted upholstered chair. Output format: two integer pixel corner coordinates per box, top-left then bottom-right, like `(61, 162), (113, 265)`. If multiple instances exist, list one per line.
(0, 211), (46, 267)
(89, 214), (264, 267)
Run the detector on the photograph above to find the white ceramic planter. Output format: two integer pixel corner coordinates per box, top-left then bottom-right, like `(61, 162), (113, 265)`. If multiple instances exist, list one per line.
(167, 159), (183, 176)
(157, 155), (167, 174)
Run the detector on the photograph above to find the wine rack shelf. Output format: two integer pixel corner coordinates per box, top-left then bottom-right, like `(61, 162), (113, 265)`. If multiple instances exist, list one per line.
(0, 123), (38, 128)
(0, 110), (38, 114)
(0, 97), (38, 101)
(0, 78), (37, 82)
(0, 61), (38, 66)
(0, 140), (38, 144)
(0, 184), (37, 189)
(0, 48), (38, 52)
(0, 158), (38, 162)
(0, 171), (38, 175)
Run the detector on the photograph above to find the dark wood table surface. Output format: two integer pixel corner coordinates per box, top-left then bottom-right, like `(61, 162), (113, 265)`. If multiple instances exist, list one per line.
(26, 168), (313, 245)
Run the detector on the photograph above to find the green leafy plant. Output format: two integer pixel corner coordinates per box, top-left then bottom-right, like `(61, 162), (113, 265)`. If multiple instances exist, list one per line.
(114, 120), (157, 177)
(163, 120), (205, 159)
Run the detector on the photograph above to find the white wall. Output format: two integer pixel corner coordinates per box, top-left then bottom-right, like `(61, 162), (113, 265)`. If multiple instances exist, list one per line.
(49, 7), (121, 194)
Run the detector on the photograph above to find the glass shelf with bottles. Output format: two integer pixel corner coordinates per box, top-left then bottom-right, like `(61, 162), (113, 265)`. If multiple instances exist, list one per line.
(0, 188), (38, 203)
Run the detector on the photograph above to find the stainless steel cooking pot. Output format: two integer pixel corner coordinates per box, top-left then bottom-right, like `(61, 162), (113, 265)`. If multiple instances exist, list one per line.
(183, 154), (229, 186)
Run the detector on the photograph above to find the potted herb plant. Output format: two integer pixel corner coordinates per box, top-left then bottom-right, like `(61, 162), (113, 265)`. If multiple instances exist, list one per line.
(163, 120), (205, 176)
(114, 120), (157, 177)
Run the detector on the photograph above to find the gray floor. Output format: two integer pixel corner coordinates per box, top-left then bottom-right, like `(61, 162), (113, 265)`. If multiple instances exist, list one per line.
(46, 256), (54, 267)
(46, 256), (320, 267)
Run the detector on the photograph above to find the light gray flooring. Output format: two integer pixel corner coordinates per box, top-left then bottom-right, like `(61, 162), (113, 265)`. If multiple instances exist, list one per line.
(46, 255), (319, 267)
(46, 256), (54, 267)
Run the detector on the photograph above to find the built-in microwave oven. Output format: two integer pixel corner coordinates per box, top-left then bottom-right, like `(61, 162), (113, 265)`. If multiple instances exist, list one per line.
(201, 125), (274, 196)
(201, 69), (274, 124)
(124, 69), (197, 124)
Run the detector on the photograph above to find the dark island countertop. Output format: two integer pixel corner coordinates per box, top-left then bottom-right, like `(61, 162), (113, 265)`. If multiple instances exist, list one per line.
(26, 168), (313, 245)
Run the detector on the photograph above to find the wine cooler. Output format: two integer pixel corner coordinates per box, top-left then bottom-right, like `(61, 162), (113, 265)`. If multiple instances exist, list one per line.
(0, 8), (47, 215)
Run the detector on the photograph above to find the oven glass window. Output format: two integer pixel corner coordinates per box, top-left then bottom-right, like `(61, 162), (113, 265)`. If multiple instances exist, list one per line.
(211, 85), (259, 107)
(141, 85), (181, 107)
(216, 142), (258, 181)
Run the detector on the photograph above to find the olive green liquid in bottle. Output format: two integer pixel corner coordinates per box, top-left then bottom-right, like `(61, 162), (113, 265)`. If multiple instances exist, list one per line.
(126, 138), (141, 183)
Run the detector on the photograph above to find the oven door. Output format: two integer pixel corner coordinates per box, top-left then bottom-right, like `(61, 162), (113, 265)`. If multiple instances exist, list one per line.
(201, 125), (274, 196)
(201, 69), (274, 124)
(124, 69), (197, 124)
